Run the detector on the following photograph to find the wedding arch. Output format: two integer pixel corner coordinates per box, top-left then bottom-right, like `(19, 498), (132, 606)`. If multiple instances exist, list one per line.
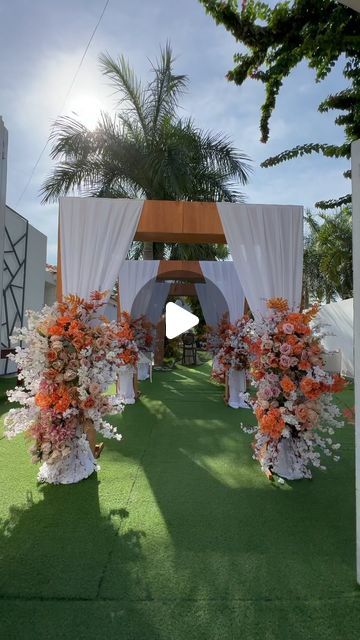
(56, 197), (304, 316)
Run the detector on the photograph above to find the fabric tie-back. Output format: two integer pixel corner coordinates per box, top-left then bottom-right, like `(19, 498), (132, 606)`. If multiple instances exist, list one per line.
(59, 197), (143, 299)
(119, 260), (159, 316)
(147, 282), (171, 325)
(197, 261), (245, 324)
(217, 203), (303, 317)
(316, 298), (354, 378)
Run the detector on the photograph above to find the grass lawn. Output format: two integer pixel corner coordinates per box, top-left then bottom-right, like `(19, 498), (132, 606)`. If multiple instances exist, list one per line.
(0, 363), (359, 639)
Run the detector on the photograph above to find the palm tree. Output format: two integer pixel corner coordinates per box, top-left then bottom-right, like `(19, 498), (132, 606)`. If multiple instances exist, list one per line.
(41, 44), (251, 259)
(303, 208), (352, 306)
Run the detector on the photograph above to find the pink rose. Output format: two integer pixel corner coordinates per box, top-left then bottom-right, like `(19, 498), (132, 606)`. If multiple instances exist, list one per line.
(89, 382), (101, 395)
(280, 343), (292, 356)
(282, 323), (294, 334)
(261, 385), (273, 400)
(279, 355), (291, 369)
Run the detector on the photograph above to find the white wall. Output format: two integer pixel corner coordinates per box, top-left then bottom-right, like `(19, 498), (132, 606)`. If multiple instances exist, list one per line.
(0, 207), (46, 374)
(351, 139), (360, 583)
(23, 223), (46, 314)
(0, 118), (8, 343)
(44, 271), (57, 306)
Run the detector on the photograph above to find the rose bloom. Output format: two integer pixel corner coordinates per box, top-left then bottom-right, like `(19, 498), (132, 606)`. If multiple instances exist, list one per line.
(282, 323), (294, 334)
(280, 375), (296, 394)
(47, 350), (57, 362)
(279, 355), (292, 369)
(267, 354), (279, 367)
(51, 341), (63, 352)
(271, 386), (281, 398)
(260, 385), (273, 400)
(307, 408), (319, 425)
(258, 399), (270, 409)
(63, 370), (77, 381)
(89, 382), (101, 395)
(295, 404), (310, 423)
(280, 343), (292, 356)
(298, 360), (311, 370)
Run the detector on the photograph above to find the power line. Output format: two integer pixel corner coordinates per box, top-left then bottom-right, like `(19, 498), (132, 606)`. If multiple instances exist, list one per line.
(15, 0), (110, 208)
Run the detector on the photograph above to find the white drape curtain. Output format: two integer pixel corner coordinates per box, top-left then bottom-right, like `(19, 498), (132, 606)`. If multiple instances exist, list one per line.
(119, 260), (159, 316)
(317, 298), (354, 377)
(197, 261), (245, 323)
(195, 280), (228, 327)
(59, 197), (143, 299)
(147, 282), (171, 325)
(217, 204), (303, 317)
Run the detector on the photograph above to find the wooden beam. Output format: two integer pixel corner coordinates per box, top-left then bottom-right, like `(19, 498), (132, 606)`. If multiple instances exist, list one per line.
(157, 260), (205, 283)
(135, 200), (226, 243)
(169, 283), (197, 297)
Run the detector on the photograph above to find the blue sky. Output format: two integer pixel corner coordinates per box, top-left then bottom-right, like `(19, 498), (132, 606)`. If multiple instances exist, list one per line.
(0, 0), (350, 263)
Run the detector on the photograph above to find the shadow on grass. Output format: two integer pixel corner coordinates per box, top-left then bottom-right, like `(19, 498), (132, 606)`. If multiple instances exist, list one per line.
(0, 474), (150, 604)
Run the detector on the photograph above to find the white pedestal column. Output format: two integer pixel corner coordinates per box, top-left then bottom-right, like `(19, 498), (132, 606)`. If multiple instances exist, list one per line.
(227, 368), (248, 409)
(118, 367), (135, 404)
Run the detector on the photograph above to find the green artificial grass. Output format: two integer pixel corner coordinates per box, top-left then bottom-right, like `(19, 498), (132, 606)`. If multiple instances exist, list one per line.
(0, 364), (359, 639)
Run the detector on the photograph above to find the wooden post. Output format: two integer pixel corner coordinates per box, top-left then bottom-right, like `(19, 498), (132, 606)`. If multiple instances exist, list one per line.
(154, 316), (166, 366)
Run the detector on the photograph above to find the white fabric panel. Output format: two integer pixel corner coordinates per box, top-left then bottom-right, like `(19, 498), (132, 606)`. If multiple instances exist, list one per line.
(217, 204), (303, 316)
(198, 261), (245, 323)
(317, 298), (354, 377)
(119, 260), (159, 316)
(60, 197), (143, 299)
(147, 282), (171, 325)
(195, 280), (227, 326)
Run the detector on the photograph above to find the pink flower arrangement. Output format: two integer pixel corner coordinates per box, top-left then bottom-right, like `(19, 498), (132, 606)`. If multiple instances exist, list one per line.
(216, 315), (251, 376)
(243, 298), (346, 479)
(4, 292), (139, 469)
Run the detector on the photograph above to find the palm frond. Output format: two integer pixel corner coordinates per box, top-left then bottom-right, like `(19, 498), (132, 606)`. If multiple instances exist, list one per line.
(99, 52), (148, 136)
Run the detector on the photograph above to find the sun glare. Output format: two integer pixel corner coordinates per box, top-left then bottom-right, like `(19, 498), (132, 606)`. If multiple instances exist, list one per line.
(66, 95), (103, 130)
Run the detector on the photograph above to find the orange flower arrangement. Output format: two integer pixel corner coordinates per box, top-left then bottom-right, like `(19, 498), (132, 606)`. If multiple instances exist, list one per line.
(5, 291), (130, 475)
(243, 298), (346, 479)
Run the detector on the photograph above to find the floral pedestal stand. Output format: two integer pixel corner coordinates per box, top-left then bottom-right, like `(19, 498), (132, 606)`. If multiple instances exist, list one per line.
(268, 437), (312, 480)
(38, 428), (98, 485)
(117, 366), (136, 404)
(137, 352), (153, 381)
(227, 368), (250, 409)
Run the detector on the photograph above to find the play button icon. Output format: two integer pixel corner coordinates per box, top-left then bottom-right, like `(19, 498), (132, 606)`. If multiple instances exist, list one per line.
(165, 302), (199, 339)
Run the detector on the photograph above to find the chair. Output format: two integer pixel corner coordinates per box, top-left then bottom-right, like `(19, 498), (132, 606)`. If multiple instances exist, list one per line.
(182, 333), (197, 366)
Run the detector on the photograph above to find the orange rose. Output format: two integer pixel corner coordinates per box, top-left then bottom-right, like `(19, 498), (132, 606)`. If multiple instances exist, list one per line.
(57, 316), (73, 326)
(35, 392), (52, 409)
(48, 325), (63, 337)
(47, 350), (58, 362)
(298, 360), (311, 370)
(280, 376), (296, 394)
